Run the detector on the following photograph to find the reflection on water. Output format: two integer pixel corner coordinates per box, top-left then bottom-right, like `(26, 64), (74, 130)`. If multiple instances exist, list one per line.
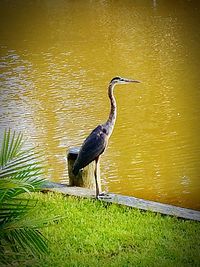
(0, 1), (200, 210)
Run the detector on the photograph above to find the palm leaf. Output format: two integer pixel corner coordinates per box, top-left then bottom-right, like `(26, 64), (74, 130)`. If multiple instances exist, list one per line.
(0, 197), (49, 263)
(0, 129), (23, 168)
(0, 178), (36, 203)
(0, 198), (35, 226)
(0, 129), (50, 264)
(0, 129), (46, 190)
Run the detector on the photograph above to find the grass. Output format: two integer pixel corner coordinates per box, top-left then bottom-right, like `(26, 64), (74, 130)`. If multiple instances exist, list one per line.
(15, 192), (200, 267)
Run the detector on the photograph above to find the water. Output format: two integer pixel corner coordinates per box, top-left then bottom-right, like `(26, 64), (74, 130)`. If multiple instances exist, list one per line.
(0, 1), (200, 210)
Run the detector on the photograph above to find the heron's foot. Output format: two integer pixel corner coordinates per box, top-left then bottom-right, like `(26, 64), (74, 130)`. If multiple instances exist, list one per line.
(97, 192), (111, 200)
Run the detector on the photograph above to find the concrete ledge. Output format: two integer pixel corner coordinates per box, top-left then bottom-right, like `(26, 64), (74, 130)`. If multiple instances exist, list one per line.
(42, 182), (200, 222)
(105, 193), (200, 221)
(46, 186), (95, 198)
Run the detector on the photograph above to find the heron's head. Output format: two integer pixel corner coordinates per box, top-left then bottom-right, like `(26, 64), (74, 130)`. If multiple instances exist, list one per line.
(110, 76), (140, 85)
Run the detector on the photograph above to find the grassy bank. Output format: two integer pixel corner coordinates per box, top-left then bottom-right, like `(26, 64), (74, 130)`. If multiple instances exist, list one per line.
(18, 192), (200, 267)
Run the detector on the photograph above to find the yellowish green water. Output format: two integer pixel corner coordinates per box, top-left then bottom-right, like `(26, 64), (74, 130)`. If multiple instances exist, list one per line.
(0, 1), (200, 210)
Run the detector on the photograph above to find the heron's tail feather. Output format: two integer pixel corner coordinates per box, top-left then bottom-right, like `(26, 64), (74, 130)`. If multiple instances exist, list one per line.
(72, 165), (79, 176)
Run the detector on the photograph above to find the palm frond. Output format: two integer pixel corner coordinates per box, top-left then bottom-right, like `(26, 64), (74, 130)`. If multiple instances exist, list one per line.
(0, 129), (23, 168)
(0, 198), (36, 225)
(0, 129), (50, 263)
(0, 178), (38, 203)
(0, 208), (50, 264)
(1, 228), (48, 255)
(0, 129), (46, 189)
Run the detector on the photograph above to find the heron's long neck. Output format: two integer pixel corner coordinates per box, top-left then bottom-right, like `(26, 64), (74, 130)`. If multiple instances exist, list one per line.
(105, 83), (117, 136)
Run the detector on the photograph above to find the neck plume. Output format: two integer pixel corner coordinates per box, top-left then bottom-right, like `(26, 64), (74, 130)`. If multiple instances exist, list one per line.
(105, 82), (117, 136)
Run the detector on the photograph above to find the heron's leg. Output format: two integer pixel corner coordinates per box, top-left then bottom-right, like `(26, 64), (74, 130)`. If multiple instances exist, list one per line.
(94, 158), (111, 199)
(94, 157), (100, 198)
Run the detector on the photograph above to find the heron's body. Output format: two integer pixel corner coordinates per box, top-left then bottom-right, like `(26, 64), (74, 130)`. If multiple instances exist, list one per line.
(73, 76), (140, 198)
(72, 124), (108, 175)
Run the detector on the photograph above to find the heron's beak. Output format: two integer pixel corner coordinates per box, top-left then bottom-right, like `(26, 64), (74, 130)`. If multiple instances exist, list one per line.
(125, 79), (141, 83)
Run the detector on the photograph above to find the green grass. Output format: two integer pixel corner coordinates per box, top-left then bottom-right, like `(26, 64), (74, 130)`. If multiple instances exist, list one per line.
(16, 192), (200, 267)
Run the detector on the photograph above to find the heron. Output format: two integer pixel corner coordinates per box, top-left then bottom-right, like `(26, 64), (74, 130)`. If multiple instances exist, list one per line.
(72, 76), (140, 198)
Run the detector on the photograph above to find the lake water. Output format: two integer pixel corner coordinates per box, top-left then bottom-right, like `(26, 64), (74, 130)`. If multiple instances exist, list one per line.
(0, 1), (200, 210)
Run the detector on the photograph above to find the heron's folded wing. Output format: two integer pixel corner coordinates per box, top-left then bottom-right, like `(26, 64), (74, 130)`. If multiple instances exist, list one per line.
(74, 125), (107, 171)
